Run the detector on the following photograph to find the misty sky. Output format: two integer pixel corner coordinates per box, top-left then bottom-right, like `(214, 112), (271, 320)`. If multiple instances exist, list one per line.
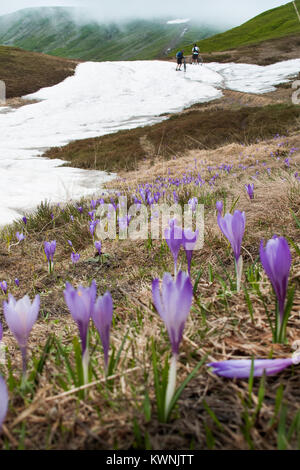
(0, 1), (292, 27)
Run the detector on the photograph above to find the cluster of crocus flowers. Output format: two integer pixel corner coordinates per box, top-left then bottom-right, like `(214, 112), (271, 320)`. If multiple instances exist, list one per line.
(260, 236), (292, 343)
(164, 219), (199, 277)
(217, 210), (246, 292)
(64, 280), (113, 383)
(4, 294), (40, 380)
(44, 241), (56, 273)
(152, 271), (193, 420)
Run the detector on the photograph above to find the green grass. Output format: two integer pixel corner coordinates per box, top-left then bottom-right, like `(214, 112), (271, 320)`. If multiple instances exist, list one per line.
(171, 1), (300, 54)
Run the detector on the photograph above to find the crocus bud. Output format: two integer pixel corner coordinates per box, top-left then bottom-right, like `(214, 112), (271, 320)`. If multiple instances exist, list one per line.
(216, 201), (223, 215)
(245, 183), (254, 200)
(92, 291), (113, 371)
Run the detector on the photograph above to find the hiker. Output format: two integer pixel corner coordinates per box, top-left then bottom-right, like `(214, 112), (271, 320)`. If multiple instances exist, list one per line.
(192, 44), (200, 64)
(176, 50), (184, 71)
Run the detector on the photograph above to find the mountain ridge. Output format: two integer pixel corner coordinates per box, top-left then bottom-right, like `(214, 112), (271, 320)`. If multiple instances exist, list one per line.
(0, 7), (219, 61)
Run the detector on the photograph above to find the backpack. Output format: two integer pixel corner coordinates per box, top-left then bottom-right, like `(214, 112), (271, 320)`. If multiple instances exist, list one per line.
(176, 51), (183, 59)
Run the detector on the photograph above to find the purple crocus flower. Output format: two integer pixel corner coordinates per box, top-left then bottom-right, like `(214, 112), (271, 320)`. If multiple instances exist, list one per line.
(188, 197), (198, 212)
(152, 271), (193, 356)
(118, 215), (132, 231)
(0, 376), (8, 430)
(92, 291), (113, 371)
(22, 216), (27, 225)
(16, 232), (25, 242)
(216, 201), (223, 215)
(89, 220), (99, 238)
(95, 241), (102, 256)
(164, 219), (184, 276)
(64, 281), (97, 354)
(0, 321), (2, 341)
(218, 210), (246, 292)
(152, 271), (193, 419)
(260, 236), (291, 339)
(64, 281), (97, 384)
(218, 211), (245, 262)
(44, 241), (56, 273)
(182, 228), (199, 275)
(207, 355), (300, 379)
(67, 240), (73, 247)
(0, 281), (7, 295)
(14, 278), (20, 287)
(4, 294), (40, 376)
(77, 206), (83, 214)
(71, 253), (80, 264)
(245, 183), (254, 200)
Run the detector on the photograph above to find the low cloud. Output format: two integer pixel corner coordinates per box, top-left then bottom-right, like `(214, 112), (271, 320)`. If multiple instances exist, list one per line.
(0, 0), (291, 28)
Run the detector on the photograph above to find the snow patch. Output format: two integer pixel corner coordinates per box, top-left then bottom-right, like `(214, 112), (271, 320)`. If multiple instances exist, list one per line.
(167, 19), (190, 24)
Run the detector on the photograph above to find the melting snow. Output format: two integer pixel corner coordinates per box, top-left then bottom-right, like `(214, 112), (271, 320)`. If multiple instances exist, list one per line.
(1, 58), (300, 225)
(167, 19), (190, 24)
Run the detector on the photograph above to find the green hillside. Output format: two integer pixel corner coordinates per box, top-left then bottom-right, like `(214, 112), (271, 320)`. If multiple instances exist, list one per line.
(172, 0), (300, 54)
(0, 7), (219, 61)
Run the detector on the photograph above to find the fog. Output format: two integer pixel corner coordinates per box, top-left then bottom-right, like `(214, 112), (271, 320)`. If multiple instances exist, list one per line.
(0, 0), (292, 28)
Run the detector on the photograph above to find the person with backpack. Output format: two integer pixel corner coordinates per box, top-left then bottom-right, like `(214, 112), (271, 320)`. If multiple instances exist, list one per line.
(192, 44), (200, 64)
(176, 50), (184, 71)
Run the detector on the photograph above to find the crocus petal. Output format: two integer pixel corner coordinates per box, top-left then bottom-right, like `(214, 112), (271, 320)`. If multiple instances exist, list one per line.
(218, 211), (245, 261)
(64, 281), (97, 354)
(152, 271), (193, 355)
(208, 358), (294, 379)
(92, 292), (113, 368)
(260, 237), (291, 321)
(0, 376), (8, 429)
(3, 294), (40, 348)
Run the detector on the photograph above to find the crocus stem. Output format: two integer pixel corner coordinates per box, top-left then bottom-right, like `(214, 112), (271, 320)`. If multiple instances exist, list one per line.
(235, 255), (243, 293)
(165, 354), (177, 421)
(82, 347), (90, 386)
(20, 346), (27, 385)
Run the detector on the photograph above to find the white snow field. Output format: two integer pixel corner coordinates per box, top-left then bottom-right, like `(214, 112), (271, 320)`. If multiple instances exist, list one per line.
(1, 58), (300, 225)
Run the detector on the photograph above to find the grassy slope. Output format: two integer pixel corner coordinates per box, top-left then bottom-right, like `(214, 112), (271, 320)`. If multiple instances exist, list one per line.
(172, 0), (300, 54)
(44, 102), (300, 172)
(0, 45), (77, 98)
